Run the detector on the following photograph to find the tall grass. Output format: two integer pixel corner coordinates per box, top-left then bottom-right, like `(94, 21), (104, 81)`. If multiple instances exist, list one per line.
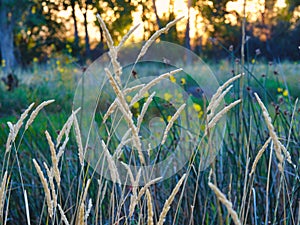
(0, 15), (299, 225)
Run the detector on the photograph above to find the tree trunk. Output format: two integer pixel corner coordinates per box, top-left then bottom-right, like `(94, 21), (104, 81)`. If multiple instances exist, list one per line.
(152, 0), (162, 29)
(184, 0), (192, 64)
(83, 4), (90, 59)
(71, 0), (80, 54)
(0, 0), (17, 73)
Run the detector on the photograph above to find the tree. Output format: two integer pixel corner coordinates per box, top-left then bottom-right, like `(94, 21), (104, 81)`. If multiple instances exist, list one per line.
(63, 0), (80, 55)
(0, 0), (28, 72)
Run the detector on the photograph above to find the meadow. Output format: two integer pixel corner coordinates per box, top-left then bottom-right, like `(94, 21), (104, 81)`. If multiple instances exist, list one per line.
(0, 17), (299, 225)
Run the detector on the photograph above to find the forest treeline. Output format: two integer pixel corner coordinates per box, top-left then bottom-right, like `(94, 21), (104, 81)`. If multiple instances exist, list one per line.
(0, 0), (300, 72)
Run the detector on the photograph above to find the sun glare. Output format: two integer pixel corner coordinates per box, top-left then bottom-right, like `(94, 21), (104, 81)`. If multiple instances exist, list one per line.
(57, 0), (290, 45)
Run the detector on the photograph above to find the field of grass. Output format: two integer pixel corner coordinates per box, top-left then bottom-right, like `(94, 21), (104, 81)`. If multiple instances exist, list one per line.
(0, 18), (299, 225)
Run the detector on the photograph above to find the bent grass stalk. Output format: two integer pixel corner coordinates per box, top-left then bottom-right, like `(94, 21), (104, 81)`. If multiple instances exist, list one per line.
(157, 174), (186, 225)
(32, 159), (53, 218)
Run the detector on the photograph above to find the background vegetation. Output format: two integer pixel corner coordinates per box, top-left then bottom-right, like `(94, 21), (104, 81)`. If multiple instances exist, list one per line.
(0, 0), (299, 224)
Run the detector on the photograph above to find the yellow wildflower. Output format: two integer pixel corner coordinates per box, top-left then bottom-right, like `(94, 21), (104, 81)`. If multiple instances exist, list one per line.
(143, 92), (149, 98)
(167, 115), (172, 122)
(277, 87), (283, 93)
(198, 111), (203, 118)
(283, 90), (288, 97)
(126, 95), (132, 103)
(193, 103), (201, 112)
(164, 93), (173, 101)
(133, 102), (140, 109)
(33, 57), (38, 63)
(181, 78), (186, 85)
(169, 75), (176, 83)
(1, 59), (6, 67)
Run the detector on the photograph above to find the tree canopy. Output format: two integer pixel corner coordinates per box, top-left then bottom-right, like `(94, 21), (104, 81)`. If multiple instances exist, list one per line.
(0, 0), (299, 71)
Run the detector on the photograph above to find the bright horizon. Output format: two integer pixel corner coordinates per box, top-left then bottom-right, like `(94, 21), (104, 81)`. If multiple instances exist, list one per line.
(57, 0), (291, 47)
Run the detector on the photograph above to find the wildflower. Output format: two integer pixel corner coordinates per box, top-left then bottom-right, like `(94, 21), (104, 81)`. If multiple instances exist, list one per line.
(251, 59), (255, 64)
(133, 102), (140, 109)
(143, 92), (149, 98)
(169, 75), (176, 83)
(180, 78), (186, 85)
(126, 95), (132, 103)
(229, 45), (233, 52)
(1, 59), (5, 67)
(56, 60), (61, 66)
(277, 87), (283, 93)
(283, 90), (288, 97)
(198, 111), (203, 118)
(33, 57), (38, 63)
(193, 103), (201, 112)
(164, 93), (172, 101)
(167, 115), (172, 122)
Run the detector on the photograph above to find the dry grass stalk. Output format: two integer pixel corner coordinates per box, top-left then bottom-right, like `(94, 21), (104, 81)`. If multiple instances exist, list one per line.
(13, 102), (35, 138)
(56, 108), (80, 148)
(115, 99), (145, 164)
(208, 181), (241, 225)
(58, 204), (70, 225)
(207, 99), (242, 131)
(137, 176), (162, 201)
(5, 122), (14, 153)
(120, 162), (135, 186)
(117, 23), (140, 51)
(279, 142), (293, 166)
(6, 103), (35, 153)
(207, 85), (233, 122)
(137, 92), (156, 130)
(104, 68), (130, 114)
(102, 84), (145, 123)
(76, 179), (91, 225)
(84, 198), (92, 221)
(207, 74), (242, 113)
(96, 14), (122, 86)
(82, 179), (91, 203)
(114, 130), (131, 159)
(102, 141), (121, 184)
(130, 68), (182, 105)
(157, 173), (186, 225)
(136, 16), (184, 62)
(45, 131), (60, 186)
(0, 171), (8, 221)
(146, 189), (154, 225)
(57, 136), (69, 161)
(124, 84), (145, 94)
(76, 202), (85, 225)
(24, 190), (31, 225)
(250, 137), (272, 176)
(43, 163), (57, 211)
(125, 166), (142, 216)
(25, 100), (55, 130)
(73, 113), (84, 166)
(96, 14), (113, 47)
(161, 103), (186, 145)
(32, 159), (53, 218)
(102, 101), (118, 124)
(254, 93), (293, 171)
